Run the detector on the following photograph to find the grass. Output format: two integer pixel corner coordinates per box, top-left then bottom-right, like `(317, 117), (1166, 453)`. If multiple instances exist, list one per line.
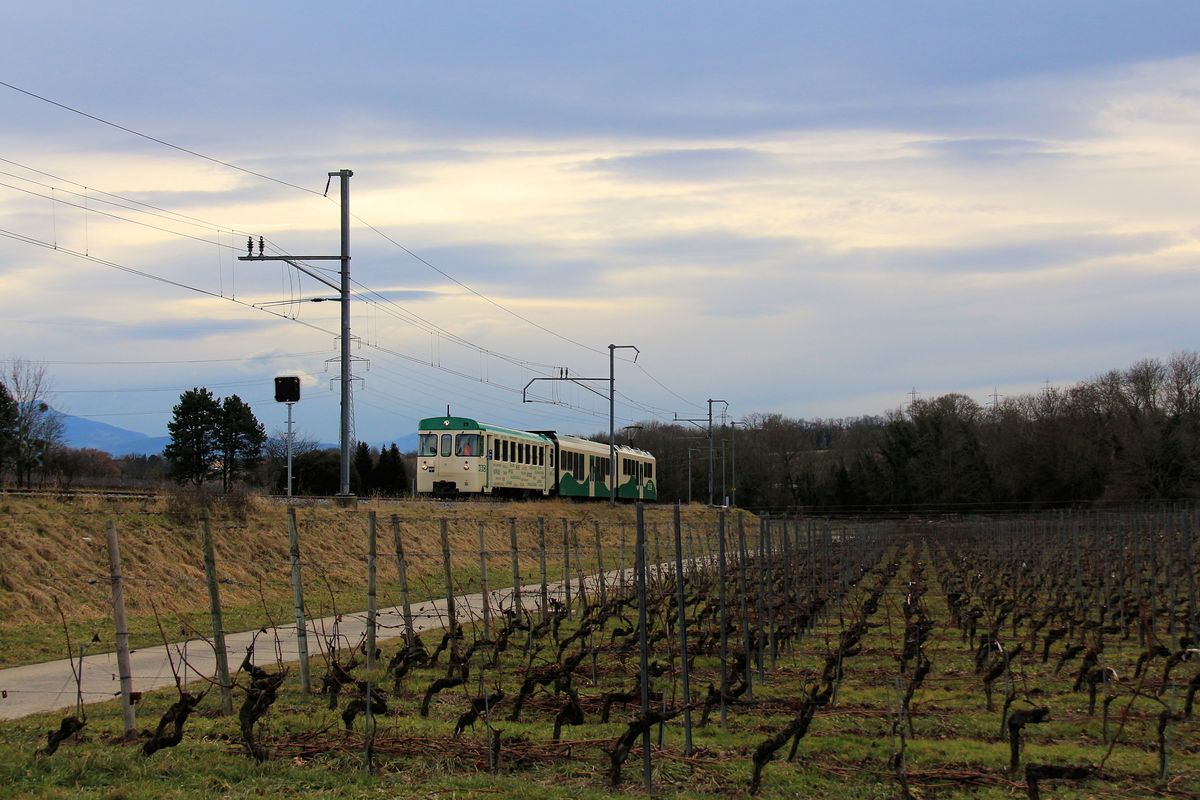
(1, 507), (1198, 798)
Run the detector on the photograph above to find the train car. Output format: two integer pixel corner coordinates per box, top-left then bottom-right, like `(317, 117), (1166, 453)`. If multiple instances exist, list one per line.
(416, 414), (656, 501)
(416, 416), (552, 498)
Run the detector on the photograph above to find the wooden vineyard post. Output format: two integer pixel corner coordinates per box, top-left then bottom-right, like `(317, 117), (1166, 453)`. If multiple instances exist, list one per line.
(561, 518), (572, 614)
(652, 522), (663, 587)
(440, 519), (458, 661)
(390, 515), (415, 648)
(780, 516), (793, 657)
(619, 522), (628, 599)
(757, 515), (769, 680)
(508, 518), (522, 617)
(287, 507), (311, 692)
(737, 512), (754, 700)
(367, 511), (377, 670)
(717, 512), (730, 727)
(635, 502), (652, 790)
(538, 518), (549, 621)
(1185, 511), (1198, 642)
(105, 521), (137, 738)
(672, 502), (694, 754)
(200, 511), (233, 715)
(478, 521), (492, 640)
(594, 520), (606, 607)
(571, 522), (588, 614)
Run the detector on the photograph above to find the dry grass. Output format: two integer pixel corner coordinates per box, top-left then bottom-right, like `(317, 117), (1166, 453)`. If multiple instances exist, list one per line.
(0, 492), (727, 665)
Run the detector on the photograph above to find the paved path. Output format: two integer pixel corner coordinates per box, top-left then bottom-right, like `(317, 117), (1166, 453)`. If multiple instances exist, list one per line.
(0, 569), (640, 721)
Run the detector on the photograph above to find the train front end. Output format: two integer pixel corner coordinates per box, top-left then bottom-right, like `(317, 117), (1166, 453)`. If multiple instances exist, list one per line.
(416, 416), (486, 497)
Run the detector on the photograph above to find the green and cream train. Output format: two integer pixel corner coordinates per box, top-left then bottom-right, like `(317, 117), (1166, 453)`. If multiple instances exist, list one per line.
(416, 415), (657, 501)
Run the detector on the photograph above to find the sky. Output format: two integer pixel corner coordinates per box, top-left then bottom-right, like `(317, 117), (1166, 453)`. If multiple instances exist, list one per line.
(3, 1), (1200, 447)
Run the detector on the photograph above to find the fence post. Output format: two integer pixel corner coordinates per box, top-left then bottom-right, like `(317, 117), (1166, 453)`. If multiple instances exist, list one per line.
(672, 502), (693, 754)
(367, 511), (377, 670)
(200, 511), (233, 715)
(390, 515), (415, 648)
(287, 507), (311, 692)
(106, 521), (137, 738)
(508, 518), (522, 617)
(478, 521), (492, 640)
(440, 519), (458, 660)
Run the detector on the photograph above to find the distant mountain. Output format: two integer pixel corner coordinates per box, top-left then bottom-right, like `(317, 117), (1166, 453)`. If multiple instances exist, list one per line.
(56, 413), (419, 458)
(58, 414), (169, 457)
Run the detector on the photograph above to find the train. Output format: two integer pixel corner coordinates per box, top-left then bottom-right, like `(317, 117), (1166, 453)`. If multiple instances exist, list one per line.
(415, 414), (657, 501)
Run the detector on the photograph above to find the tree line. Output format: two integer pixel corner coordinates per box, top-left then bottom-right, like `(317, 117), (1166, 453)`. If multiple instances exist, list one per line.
(604, 351), (1200, 512)
(8, 351), (1200, 509)
(0, 374), (409, 496)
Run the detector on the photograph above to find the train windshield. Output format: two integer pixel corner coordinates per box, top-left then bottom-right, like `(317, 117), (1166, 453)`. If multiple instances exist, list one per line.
(456, 433), (482, 457)
(418, 434), (438, 457)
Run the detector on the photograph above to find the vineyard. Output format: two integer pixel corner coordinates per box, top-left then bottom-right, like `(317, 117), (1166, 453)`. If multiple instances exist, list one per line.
(1, 501), (1199, 799)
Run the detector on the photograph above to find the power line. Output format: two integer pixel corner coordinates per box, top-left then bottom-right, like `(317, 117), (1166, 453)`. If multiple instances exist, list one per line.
(0, 81), (323, 196)
(353, 215), (607, 357)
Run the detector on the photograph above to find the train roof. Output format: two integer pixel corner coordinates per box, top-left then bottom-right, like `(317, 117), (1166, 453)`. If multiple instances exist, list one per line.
(417, 417), (654, 458)
(555, 435), (656, 460)
(417, 416), (550, 442)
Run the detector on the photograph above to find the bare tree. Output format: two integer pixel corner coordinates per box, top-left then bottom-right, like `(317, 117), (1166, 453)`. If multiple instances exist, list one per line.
(2, 358), (64, 488)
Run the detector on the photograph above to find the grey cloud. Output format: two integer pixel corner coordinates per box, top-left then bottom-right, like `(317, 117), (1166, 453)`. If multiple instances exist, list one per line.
(866, 231), (1179, 274)
(585, 148), (782, 182)
(906, 137), (1062, 164)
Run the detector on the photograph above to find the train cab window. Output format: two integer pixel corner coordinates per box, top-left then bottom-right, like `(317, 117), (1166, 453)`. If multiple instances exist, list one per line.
(419, 434), (438, 457)
(456, 434), (481, 457)
(440, 434), (452, 457)
(550, 450), (555, 469)
(645, 463), (653, 479)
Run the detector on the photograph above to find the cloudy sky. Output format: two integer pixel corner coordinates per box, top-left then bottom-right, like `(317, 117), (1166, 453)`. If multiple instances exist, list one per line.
(3, 1), (1200, 446)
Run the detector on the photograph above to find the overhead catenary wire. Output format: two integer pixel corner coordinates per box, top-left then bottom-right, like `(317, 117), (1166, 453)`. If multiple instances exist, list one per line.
(0, 81), (323, 197)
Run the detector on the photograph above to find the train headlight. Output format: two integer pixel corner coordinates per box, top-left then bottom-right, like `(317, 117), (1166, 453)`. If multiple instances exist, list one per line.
(463, 462), (470, 471)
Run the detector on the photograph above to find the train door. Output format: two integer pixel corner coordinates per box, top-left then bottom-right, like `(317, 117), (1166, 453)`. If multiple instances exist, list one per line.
(484, 434), (493, 492)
